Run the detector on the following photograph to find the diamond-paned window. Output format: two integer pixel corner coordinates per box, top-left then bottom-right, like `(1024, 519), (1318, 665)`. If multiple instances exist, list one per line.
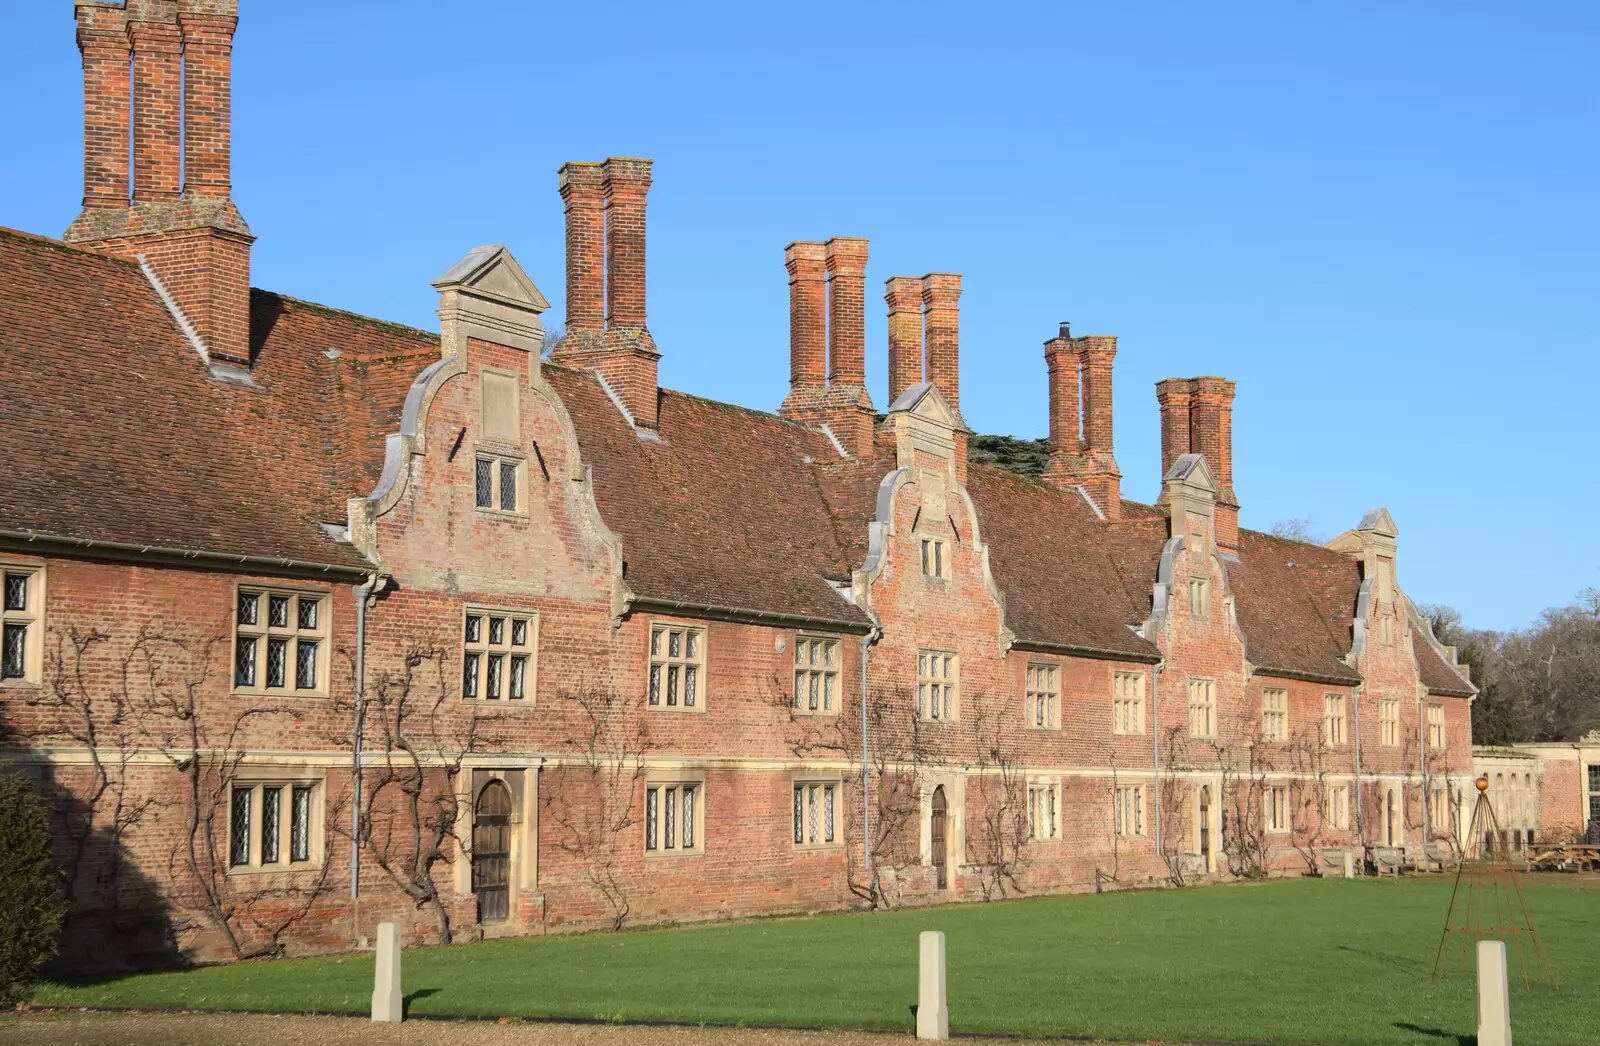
(235, 588), (328, 695)
(649, 624), (704, 711)
(645, 781), (700, 853)
(462, 608), (535, 702)
(230, 781), (321, 871)
(917, 649), (957, 722)
(476, 455), (521, 513)
(794, 636), (839, 714)
(1, 566), (41, 684)
(793, 781), (837, 846)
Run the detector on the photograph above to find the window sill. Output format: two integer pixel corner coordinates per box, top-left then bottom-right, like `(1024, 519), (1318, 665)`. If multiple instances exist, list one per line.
(226, 862), (326, 878)
(461, 698), (535, 708)
(231, 688), (330, 700)
(1110, 728), (1145, 736)
(0, 677), (42, 691)
(791, 708), (841, 718)
(474, 507), (528, 520)
(643, 849), (704, 860)
(646, 704), (707, 714)
(1025, 724), (1061, 732)
(793, 842), (844, 852)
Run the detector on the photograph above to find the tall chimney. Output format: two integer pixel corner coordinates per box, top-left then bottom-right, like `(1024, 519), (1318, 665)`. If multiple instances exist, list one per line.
(77, 3), (131, 210)
(603, 156), (652, 332)
(818, 237), (874, 456)
(1156, 378), (1193, 479)
(66, 1), (254, 370)
(779, 241), (828, 423)
(558, 161), (605, 332)
(1189, 376), (1238, 551)
(884, 276), (923, 406)
(921, 274), (961, 408)
(178, 3), (236, 197)
(1042, 327), (1120, 520)
(549, 157), (661, 430)
(128, 3), (183, 203)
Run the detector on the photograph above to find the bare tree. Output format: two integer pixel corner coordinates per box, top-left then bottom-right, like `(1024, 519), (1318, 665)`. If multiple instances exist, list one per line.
(539, 688), (655, 929)
(1211, 732), (1272, 879)
(1270, 518), (1326, 544)
(1158, 725), (1196, 885)
(339, 643), (502, 945)
(965, 690), (1031, 900)
(1285, 724), (1334, 876)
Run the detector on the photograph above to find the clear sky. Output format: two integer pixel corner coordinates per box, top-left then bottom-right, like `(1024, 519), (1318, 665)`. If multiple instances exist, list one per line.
(2, 2), (1595, 632)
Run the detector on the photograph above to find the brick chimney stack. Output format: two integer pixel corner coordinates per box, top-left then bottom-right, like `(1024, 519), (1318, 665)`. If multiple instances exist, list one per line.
(550, 157), (661, 430)
(819, 237), (874, 456)
(779, 241), (828, 422)
(1156, 376), (1239, 551)
(1041, 326), (1121, 520)
(65, 1), (254, 370)
(884, 275), (923, 405)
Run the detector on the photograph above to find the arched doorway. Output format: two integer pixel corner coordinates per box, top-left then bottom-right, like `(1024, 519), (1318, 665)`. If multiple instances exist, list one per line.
(1385, 789), (1397, 846)
(1198, 786), (1212, 872)
(930, 786), (948, 890)
(473, 780), (512, 923)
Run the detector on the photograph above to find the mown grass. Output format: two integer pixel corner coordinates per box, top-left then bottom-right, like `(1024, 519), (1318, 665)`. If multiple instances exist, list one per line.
(37, 876), (1599, 1045)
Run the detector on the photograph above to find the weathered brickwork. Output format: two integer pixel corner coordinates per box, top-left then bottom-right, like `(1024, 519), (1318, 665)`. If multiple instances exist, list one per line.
(0, 0), (1480, 971)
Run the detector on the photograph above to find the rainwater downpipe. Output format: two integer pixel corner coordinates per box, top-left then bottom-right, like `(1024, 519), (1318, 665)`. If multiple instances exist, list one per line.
(1352, 685), (1364, 849)
(1152, 661), (1164, 856)
(351, 575), (378, 901)
(858, 630), (878, 874)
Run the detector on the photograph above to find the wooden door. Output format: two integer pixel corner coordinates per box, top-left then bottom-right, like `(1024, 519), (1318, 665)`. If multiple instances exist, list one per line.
(931, 786), (948, 889)
(1198, 786), (1212, 871)
(473, 780), (512, 923)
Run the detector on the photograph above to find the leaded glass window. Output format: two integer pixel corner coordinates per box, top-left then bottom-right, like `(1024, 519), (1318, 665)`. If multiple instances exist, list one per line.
(231, 782), (321, 870)
(230, 787), (252, 866)
(917, 649), (957, 722)
(645, 782), (700, 853)
(794, 636), (840, 714)
(235, 588), (327, 695)
(793, 782), (838, 847)
(1113, 671), (1145, 734)
(261, 786), (281, 864)
(1028, 782), (1058, 840)
(475, 455), (521, 513)
(1263, 688), (1288, 742)
(462, 608), (535, 702)
(649, 624), (704, 711)
(1027, 663), (1059, 729)
(0, 567), (40, 683)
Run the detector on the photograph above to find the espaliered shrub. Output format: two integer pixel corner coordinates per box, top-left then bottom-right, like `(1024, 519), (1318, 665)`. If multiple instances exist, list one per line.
(0, 774), (65, 1008)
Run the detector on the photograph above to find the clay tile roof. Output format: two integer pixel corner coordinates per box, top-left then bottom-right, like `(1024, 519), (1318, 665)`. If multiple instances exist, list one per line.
(0, 227), (433, 571)
(543, 365), (871, 630)
(965, 466), (1161, 661)
(1413, 630), (1476, 697)
(1230, 530), (1364, 684)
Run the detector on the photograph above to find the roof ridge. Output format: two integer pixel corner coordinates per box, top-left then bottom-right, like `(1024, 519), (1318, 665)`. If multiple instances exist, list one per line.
(253, 289), (440, 342)
(0, 225), (141, 267)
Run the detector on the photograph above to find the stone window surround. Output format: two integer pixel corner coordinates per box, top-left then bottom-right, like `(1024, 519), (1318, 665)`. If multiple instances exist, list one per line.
(1261, 687), (1288, 742)
(1326, 783), (1351, 830)
(1188, 576), (1210, 620)
(1380, 696), (1401, 747)
(461, 605), (539, 705)
(1426, 702), (1445, 749)
(1114, 783), (1145, 837)
(1265, 784), (1290, 833)
(644, 772), (705, 857)
(1113, 669), (1145, 735)
(1028, 777), (1060, 840)
(0, 559), (44, 689)
(920, 537), (948, 580)
(1025, 661), (1060, 731)
(473, 450), (526, 516)
(1188, 677), (1216, 739)
(647, 620), (707, 713)
(917, 647), (959, 723)
(792, 776), (842, 849)
(792, 633), (841, 716)
(1324, 693), (1348, 747)
(232, 584), (330, 699)
(225, 774), (326, 876)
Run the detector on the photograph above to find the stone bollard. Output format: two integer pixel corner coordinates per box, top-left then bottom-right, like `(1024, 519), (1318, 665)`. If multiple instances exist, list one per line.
(1343, 852), (1355, 879)
(917, 930), (948, 1041)
(372, 922), (403, 1023)
(1477, 940), (1513, 1046)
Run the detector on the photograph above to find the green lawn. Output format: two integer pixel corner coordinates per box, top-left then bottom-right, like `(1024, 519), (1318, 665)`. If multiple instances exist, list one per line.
(37, 877), (1599, 1046)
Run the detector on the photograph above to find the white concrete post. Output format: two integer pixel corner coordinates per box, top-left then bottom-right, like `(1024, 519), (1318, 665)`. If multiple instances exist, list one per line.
(1477, 940), (1513, 1046)
(372, 922), (402, 1023)
(1343, 852), (1355, 879)
(917, 930), (948, 1041)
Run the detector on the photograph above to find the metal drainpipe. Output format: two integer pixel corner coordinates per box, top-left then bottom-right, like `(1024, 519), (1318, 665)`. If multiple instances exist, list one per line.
(858, 630), (878, 873)
(1418, 693), (1429, 838)
(1152, 662), (1164, 856)
(1352, 686), (1364, 849)
(351, 576), (376, 900)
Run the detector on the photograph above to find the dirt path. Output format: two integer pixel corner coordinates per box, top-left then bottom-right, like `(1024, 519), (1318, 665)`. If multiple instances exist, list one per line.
(0, 1011), (1125, 1046)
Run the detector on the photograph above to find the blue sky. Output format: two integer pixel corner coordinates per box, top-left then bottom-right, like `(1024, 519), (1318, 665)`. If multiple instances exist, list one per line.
(2, 2), (1595, 632)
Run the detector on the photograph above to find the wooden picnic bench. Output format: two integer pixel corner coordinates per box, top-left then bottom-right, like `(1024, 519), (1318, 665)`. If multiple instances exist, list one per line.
(1528, 843), (1600, 872)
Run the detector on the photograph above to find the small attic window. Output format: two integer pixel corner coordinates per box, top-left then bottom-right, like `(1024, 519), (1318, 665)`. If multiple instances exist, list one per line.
(481, 369), (519, 444)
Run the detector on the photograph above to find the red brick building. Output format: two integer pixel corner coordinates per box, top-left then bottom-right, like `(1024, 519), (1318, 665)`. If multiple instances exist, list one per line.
(0, 1), (1478, 970)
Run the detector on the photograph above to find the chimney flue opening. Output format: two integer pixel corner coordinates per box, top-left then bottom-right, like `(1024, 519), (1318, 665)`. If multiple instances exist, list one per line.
(1059, 321), (1072, 338)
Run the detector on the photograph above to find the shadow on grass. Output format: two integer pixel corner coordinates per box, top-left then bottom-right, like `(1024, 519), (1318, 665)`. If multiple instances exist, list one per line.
(401, 989), (439, 1018)
(1394, 1021), (1472, 1046)
(1335, 944), (1429, 974)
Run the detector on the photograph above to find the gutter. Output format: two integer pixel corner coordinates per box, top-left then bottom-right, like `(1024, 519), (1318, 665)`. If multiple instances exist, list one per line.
(628, 597), (873, 635)
(1011, 638), (1162, 666)
(351, 573), (383, 901)
(0, 529), (372, 582)
(1352, 685), (1364, 848)
(858, 628), (880, 879)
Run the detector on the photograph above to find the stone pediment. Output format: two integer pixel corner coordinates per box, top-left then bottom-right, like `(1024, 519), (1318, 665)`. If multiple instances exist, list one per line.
(1357, 507), (1398, 538)
(432, 245), (549, 357)
(888, 381), (960, 428)
(1163, 452), (1218, 495)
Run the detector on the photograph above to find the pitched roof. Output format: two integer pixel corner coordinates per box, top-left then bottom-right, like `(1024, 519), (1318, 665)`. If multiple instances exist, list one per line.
(543, 366), (872, 630)
(1229, 531), (1364, 685)
(0, 227), (430, 572)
